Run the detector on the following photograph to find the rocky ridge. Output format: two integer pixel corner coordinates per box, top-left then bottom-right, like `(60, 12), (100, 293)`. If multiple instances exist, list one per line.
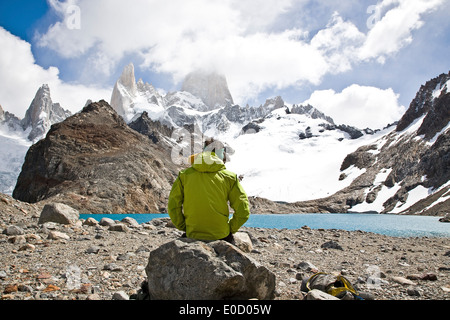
(109, 63), (371, 139)
(21, 84), (72, 142)
(288, 72), (450, 215)
(0, 84), (72, 143)
(12, 100), (181, 214)
(10, 97), (307, 214)
(0, 85), (72, 195)
(0, 194), (449, 301)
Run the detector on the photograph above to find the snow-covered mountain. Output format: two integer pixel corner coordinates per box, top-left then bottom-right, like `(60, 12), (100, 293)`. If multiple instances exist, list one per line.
(3, 62), (448, 216)
(22, 84), (72, 142)
(0, 84), (71, 194)
(109, 63), (386, 203)
(182, 70), (234, 110)
(110, 63), (449, 215)
(343, 72), (450, 215)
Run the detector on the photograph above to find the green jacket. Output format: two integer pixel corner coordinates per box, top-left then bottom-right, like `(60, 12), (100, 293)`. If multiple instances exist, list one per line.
(168, 152), (250, 241)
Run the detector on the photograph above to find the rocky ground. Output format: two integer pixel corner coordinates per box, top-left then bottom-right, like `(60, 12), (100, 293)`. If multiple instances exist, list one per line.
(1, 193), (449, 301)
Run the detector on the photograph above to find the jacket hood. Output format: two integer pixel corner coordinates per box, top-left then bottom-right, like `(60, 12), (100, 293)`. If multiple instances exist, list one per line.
(192, 152), (226, 173)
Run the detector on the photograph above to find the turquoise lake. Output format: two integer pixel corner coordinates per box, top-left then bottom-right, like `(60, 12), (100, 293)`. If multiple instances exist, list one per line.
(79, 213), (450, 238)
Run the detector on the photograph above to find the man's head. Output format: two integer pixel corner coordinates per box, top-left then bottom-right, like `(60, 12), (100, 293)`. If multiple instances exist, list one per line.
(204, 138), (226, 163)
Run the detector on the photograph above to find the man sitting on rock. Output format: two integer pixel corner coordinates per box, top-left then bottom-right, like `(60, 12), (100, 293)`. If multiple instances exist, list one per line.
(168, 138), (250, 242)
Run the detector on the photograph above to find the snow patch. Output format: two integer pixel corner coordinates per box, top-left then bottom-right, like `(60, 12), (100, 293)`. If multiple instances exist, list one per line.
(221, 111), (386, 202)
(352, 183), (401, 213)
(0, 127), (31, 195)
(391, 185), (431, 214)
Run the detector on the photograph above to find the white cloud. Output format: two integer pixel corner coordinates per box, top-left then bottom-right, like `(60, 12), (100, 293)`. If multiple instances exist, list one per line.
(5, 0), (445, 123)
(36, 0), (445, 108)
(359, 0), (445, 62)
(0, 27), (110, 118)
(311, 13), (365, 74)
(36, 0), (367, 104)
(304, 85), (406, 129)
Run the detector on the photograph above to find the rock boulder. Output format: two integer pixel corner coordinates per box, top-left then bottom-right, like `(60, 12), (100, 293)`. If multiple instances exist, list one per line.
(38, 203), (79, 225)
(145, 238), (276, 300)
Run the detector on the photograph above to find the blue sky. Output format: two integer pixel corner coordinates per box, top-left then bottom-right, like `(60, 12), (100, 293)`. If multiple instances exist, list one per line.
(0, 0), (449, 129)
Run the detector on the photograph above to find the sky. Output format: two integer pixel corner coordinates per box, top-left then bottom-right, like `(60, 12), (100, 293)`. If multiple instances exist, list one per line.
(0, 0), (449, 129)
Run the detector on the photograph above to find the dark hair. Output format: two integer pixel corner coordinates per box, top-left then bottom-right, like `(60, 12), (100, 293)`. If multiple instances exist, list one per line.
(204, 138), (227, 163)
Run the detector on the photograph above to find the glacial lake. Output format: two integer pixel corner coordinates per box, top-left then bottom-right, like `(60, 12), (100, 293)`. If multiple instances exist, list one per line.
(79, 213), (450, 238)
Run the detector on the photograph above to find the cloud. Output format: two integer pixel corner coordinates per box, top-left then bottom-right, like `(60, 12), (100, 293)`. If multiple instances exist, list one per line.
(359, 0), (446, 63)
(36, 0), (445, 107)
(0, 27), (110, 118)
(304, 85), (406, 129)
(1, 0), (441, 127)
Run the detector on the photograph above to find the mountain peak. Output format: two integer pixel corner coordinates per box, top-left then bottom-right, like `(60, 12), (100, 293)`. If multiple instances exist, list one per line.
(110, 63), (165, 121)
(21, 84), (72, 142)
(118, 63), (137, 92)
(181, 70), (234, 110)
(396, 71), (450, 140)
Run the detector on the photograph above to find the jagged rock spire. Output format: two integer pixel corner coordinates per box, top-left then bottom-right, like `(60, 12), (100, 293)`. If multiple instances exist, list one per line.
(21, 84), (71, 142)
(181, 70), (234, 110)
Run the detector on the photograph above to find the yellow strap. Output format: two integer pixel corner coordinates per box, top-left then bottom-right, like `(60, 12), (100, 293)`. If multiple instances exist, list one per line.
(306, 273), (359, 297)
(305, 272), (327, 292)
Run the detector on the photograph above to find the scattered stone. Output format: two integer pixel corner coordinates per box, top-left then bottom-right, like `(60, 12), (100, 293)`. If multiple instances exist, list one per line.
(1, 194), (449, 301)
(18, 284), (33, 293)
(83, 218), (99, 226)
(358, 292), (375, 300)
(150, 218), (170, 227)
(43, 284), (60, 292)
(321, 240), (343, 250)
(18, 244), (36, 251)
(99, 218), (115, 226)
(3, 225), (25, 236)
(48, 231), (70, 241)
(117, 252), (134, 261)
(121, 217), (140, 228)
(233, 232), (253, 253)
(85, 246), (101, 254)
(103, 263), (124, 272)
(37, 272), (52, 280)
(38, 203), (79, 225)
(26, 234), (41, 243)
(112, 291), (129, 300)
(8, 235), (26, 244)
(135, 245), (150, 254)
(296, 261), (318, 273)
(108, 224), (129, 232)
(420, 273), (438, 281)
(392, 276), (416, 286)
(87, 293), (101, 300)
(305, 289), (340, 300)
(3, 284), (18, 294)
(407, 287), (421, 297)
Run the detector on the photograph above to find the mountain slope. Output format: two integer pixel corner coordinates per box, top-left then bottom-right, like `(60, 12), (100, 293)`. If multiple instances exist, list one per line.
(296, 72), (450, 215)
(219, 107), (391, 203)
(13, 100), (181, 214)
(0, 84), (71, 194)
(7, 64), (448, 216)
